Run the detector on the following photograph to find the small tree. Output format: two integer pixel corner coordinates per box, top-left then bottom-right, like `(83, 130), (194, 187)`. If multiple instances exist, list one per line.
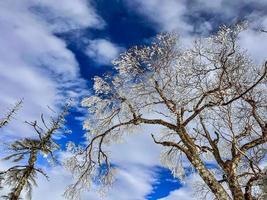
(66, 24), (267, 200)
(0, 100), (23, 192)
(0, 104), (69, 200)
(0, 100), (23, 129)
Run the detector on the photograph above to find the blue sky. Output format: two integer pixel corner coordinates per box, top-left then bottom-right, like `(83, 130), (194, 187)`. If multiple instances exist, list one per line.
(0, 0), (267, 200)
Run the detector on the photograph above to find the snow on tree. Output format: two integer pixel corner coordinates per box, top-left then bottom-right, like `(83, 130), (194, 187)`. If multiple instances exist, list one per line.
(0, 100), (23, 129)
(0, 104), (70, 200)
(65, 23), (267, 200)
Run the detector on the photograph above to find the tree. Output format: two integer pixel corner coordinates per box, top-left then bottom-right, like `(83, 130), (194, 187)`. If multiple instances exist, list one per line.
(65, 24), (267, 200)
(0, 104), (70, 200)
(0, 100), (23, 129)
(0, 100), (23, 192)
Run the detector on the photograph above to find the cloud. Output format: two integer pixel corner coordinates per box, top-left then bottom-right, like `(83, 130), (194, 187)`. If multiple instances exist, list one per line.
(86, 126), (163, 199)
(109, 125), (162, 167)
(0, 1), (102, 138)
(31, 165), (155, 200)
(126, 0), (267, 64)
(239, 29), (267, 64)
(30, 0), (105, 32)
(158, 188), (194, 200)
(192, 0), (267, 19)
(238, 15), (267, 64)
(0, 2), (158, 199)
(1, 1), (267, 200)
(0, 125), (162, 200)
(125, 0), (193, 34)
(0, 155), (157, 200)
(85, 39), (124, 65)
(100, 166), (156, 200)
(158, 173), (210, 200)
(126, 0), (267, 37)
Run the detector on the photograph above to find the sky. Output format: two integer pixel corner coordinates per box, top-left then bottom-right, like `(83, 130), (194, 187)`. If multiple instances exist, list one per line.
(0, 0), (267, 200)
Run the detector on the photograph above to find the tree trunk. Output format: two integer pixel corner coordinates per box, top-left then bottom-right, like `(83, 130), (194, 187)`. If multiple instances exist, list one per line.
(187, 154), (232, 200)
(222, 161), (244, 200)
(9, 149), (37, 200)
(228, 175), (244, 200)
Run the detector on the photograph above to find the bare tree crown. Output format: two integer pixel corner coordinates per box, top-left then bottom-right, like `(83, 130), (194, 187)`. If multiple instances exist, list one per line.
(0, 100), (23, 129)
(0, 104), (70, 200)
(66, 24), (267, 200)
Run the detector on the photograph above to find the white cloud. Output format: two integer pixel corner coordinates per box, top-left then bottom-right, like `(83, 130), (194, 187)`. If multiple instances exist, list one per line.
(239, 29), (267, 64)
(89, 127), (163, 199)
(196, 0), (223, 9)
(85, 39), (124, 65)
(101, 166), (155, 200)
(30, 165), (155, 200)
(158, 188), (194, 200)
(109, 125), (162, 167)
(158, 173), (211, 200)
(0, 2), (159, 199)
(238, 15), (267, 64)
(0, 1), (102, 138)
(0, 125), (162, 200)
(126, 0), (267, 39)
(2, 1), (267, 200)
(194, 0), (267, 20)
(126, 0), (193, 34)
(0, 156), (157, 200)
(30, 0), (105, 32)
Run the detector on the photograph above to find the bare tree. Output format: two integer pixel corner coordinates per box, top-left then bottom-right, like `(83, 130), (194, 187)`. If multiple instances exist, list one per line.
(0, 100), (23, 193)
(0, 100), (23, 129)
(65, 23), (267, 200)
(0, 104), (70, 200)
